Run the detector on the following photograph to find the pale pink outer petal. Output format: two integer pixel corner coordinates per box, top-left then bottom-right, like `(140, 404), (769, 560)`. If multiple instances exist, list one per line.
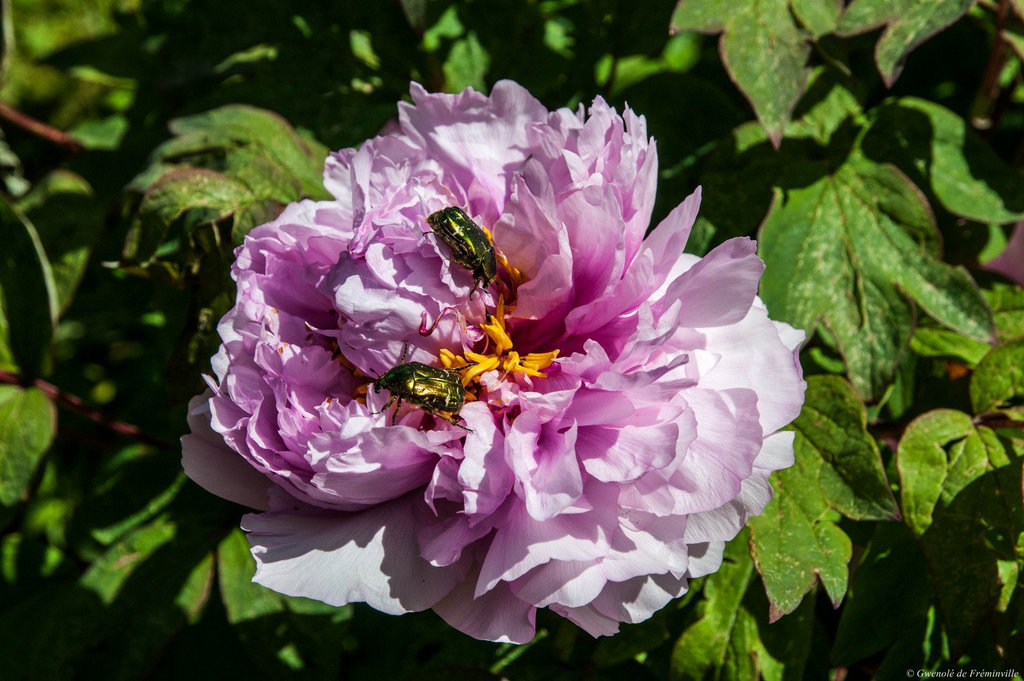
(682, 432), (794, 544)
(243, 496), (462, 615)
(181, 392), (273, 510)
(432, 576), (538, 644)
(643, 186), (702, 284)
(656, 237), (765, 328)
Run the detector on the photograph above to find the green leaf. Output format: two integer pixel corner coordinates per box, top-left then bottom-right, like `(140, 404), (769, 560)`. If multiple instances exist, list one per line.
(790, 0), (842, 38)
(444, 32), (490, 92)
(860, 98), (1024, 224)
(785, 66), (863, 146)
(984, 286), (1024, 341)
(0, 198), (58, 377)
(672, 0), (811, 147)
(217, 527), (285, 623)
(831, 522), (932, 665)
(897, 410), (1024, 653)
(759, 157), (995, 399)
(793, 376), (900, 519)
(836, 0), (975, 86)
(17, 171), (101, 315)
(970, 338), (1024, 414)
(670, 530), (759, 681)
(122, 169), (255, 265)
(166, 105), (328, 200)
(747, 452), (851, 618)
(910, 326), (991, 366)
(748, 375), (894, 619)
(0, 386), (56, 507)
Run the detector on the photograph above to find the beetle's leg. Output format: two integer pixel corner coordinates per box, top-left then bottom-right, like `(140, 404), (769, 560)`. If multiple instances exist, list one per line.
(390, 397), (403, 426)
(398, 341), (410, 364)
(370, 394), (395, 416)
(435, 410), (472, 432)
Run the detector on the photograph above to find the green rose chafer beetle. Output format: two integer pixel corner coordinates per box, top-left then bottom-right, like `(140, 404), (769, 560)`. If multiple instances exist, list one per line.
(373, 343), (471, 430)
(426, 206), (497, 297)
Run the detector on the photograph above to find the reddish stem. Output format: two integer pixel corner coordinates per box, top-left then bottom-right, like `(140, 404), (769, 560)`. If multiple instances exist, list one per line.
(0, 369), (171, 449)
(0, 100), (84, 152)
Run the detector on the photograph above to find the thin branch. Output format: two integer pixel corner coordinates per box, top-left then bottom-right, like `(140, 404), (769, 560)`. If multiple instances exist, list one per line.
(0, 369), (172, 450)
(970, 0), (1011, 132)
(0, 100), (84, 152)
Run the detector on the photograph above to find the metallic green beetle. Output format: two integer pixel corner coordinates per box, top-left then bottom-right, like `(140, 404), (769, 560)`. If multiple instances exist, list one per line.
(426, 206), (497, 297)
(373, 343), (471, 430)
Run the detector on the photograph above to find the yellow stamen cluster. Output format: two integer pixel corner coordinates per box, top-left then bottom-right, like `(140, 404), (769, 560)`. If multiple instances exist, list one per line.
(439, 296), (559, 392)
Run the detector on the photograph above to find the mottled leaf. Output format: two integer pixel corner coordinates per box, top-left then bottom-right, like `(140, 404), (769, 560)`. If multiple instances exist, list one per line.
(166, 105), (328, 199)
(897, 410), (1024, 653)
(122, 169), (254, 265)
(759, 157), (995, 399)
(0, 386), (56, 507)
(970, 338), (1024, 414)
(672, 0), (811, 147)
(836, 0), (976, 86)
(0, 198), (58, 377)
(792, 376), (899, 519)
(748, 376), (896, 619)
(860, 98), (1024, 224)
(748, 450), (851, 618)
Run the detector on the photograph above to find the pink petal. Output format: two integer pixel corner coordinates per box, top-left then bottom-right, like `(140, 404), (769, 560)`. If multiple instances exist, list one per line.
(432, 577), (537, 643)
(657, 237), (764, 328)
(182, 393), (273, 510)
(243, 496), (461, 614)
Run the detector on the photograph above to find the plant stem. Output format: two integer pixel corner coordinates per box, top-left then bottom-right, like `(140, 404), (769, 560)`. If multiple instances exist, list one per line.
(0, 369), (172, 449)
(0, 100), (84, 152)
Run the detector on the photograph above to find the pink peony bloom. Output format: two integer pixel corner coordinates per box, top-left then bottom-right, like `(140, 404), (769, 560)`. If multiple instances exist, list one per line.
(181, 81), (806, 643)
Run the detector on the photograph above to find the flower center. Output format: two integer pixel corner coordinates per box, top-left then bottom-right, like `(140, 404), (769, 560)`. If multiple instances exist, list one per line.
(439, 295), (559, 399)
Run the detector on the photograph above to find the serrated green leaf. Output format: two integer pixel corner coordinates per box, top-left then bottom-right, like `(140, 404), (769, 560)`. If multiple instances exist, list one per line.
(748, 437), (852, 618)
(672, 0), (810, 147)
(786, 67), (862, 145)
(793, 376), (900, 518)
(790, 0), (842, 38)
(896, 409), (1023, 654)
(670, 530), (758, 681)
(984, 286), (1024, 341)
(759, 158), (995, 399)
(832, 523), (932, 665)
(217, 527), (285, 623)
(861, 98), (1024, 224)
(167, 105), (328, 200)
(0, 198), (58, 378)
(122, 169), (254, 265)
(444, 32), (490, 92)
(971, 338), (1024, 414)
(836, 0), (975, 86)
(910, 326), (991, 366)
(0, 386), (56, 507)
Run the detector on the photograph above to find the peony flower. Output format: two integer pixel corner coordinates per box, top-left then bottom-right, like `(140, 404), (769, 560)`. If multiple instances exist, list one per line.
(181, 81), (806, 643)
